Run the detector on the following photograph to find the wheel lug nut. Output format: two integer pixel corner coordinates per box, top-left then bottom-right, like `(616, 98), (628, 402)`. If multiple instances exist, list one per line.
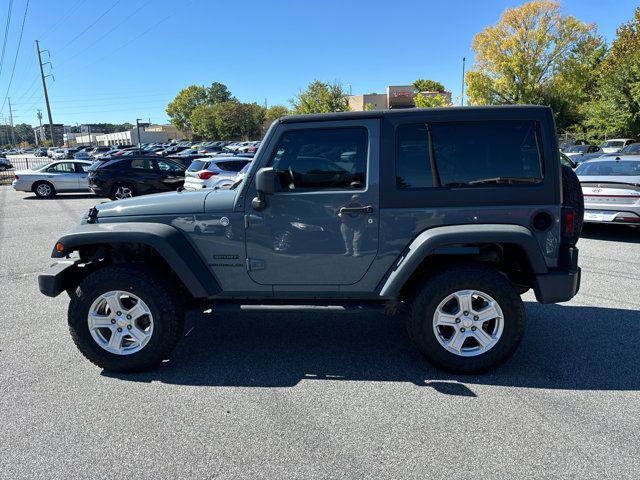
(117, 327), (122, 332)
(473, 315), (479, 321)
(110, 319), (116, 324)
(460, 328), (466, 332)
(127, 325), (132, 330)
(126, 314), (132, 320)
(463, 311), (469, 316)
(471, 326), (477, 331)
(455, 318), (461, 323)
(116, 311), (122, 316)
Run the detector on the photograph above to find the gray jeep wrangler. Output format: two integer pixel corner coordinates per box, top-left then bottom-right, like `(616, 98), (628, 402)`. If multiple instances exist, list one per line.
(39, 106), (582, 374)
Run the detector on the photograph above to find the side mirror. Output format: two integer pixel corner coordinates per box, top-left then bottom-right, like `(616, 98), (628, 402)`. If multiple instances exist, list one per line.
(252, 167), (275, 211)
(255, 167), (275, 195)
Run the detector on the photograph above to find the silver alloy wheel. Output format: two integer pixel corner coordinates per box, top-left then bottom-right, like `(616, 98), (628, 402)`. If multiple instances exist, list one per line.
(273, 230), (293, 252)
(114, 186), (133, 199)
(36, 183), (52, 197)
(432, 289), (504, 357)
(87, 290), (154, 355)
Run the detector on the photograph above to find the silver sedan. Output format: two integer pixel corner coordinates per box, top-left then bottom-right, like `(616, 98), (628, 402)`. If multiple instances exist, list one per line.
(577, 156), (640, 225)
(11, 160), (94, 198)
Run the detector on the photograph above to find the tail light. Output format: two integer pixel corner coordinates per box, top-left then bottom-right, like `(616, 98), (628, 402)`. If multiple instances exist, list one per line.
(14, 174), (19, 180)
(198, 171), (218, 180)
(562, 207), (575, 239)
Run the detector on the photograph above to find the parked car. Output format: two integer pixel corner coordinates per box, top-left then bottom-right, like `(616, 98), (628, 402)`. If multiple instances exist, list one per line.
(90, 146), (113, 158)
(64, 148), (80, 159)
(559, 152), (577, 169)
(599, 138), (636, 154)
(46, 147), (56, 158)
(0, 157), (13, 170)
(52, 149), (66, 160)
(577, 156), (640, 225)
(11, 160), (93, 198)
(183, 157), (251, 190)
(34, 147), (48, 157)
(563, 144), (602, 158)
(158, 145), (190, 156)
(38, 106), (582, 374)
(88, 156), (185, 200)
(603, 143), (640, 157)
(74, 150), (92, 161)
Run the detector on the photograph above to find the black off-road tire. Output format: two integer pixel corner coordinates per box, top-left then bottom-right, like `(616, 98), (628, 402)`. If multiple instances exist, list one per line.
(68, 266), (185, 372)
(33, 181), (56, 198)
(561, 164), (584, 246)
(406, 264), (526, 374)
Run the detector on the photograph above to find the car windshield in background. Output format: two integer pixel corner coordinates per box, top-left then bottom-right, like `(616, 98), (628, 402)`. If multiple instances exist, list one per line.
(566, 145), (589, 153)
(601, 140), (624, 148)
(187, 160), (209, 171)
(621, 144), (640, 154)
(575, 160), (640, 176)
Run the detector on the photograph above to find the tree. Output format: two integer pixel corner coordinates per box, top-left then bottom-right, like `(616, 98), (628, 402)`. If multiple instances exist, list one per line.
(584, 7), (640, 137)
(189, 105), (219, 140)
(166, 85), (209, 136)
(213, 102), (264, 140)
(291, 80), (350, 114)
(14, 123), (35, 144)
(413, 79), (446, 92)
(265, 105), (289, 123)
(414, 93), (452, 108)
(207, 82), (235, 105)
(466, 1), (596, 109)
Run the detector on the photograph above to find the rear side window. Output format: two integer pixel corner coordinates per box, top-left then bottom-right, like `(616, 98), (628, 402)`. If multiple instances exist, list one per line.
(216, 160), (249, 172)
(130, 158), (152, 169)
(396, 120), (543, 189)
(576, 160), (640, 176)
(188, 160), (210, 171)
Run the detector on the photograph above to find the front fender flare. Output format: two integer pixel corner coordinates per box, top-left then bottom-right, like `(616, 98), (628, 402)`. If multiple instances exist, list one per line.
(377, 224), (548, 297)
(51, 222), (220, 298)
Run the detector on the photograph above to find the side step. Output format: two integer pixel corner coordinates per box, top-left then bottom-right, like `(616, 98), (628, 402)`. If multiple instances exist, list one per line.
(209, 301), (400, 315)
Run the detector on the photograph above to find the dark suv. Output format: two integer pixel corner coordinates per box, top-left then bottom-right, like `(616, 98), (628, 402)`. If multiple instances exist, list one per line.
(39, 106), (582, 374)
(88, 156), (185, 200)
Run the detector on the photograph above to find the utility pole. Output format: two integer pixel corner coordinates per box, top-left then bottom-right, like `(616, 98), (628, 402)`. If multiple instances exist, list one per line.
(136, 118), (142, 153)
(461, 57), (466, 107)
(36, 40), (56, 147)
(36, 110), (43, 146)
(8, 98), (16, 147)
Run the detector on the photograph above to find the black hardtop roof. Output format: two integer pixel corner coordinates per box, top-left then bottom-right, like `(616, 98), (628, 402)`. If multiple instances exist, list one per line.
(278, 105), (552, 124)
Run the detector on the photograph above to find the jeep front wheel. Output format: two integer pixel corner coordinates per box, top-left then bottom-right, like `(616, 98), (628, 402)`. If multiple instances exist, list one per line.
(406, 264), (525, 374)
(68, 266), (184, 372)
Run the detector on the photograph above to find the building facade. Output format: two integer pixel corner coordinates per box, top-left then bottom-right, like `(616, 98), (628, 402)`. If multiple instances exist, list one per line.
(33, 124), (65, 146)
(347, 85), (453, 111)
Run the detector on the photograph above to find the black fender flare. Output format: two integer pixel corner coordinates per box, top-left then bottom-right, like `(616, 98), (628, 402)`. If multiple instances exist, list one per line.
(51, 222), (221, 298)
(377, 224), (548, 297)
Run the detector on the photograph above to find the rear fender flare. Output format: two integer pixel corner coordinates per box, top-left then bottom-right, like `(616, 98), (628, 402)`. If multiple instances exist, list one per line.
(377, 224), (548, 297)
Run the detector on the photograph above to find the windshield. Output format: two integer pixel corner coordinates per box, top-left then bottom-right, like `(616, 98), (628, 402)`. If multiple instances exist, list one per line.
(621, 144), (640, 154)
(576, 160), (640, 176)
(601, 140), (624, 148)
(566, 145), (589, 153)
(36, 162), (53, 171)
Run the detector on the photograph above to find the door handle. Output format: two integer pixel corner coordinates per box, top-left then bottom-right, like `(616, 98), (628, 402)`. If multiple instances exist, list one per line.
(339, 205), (374, 214)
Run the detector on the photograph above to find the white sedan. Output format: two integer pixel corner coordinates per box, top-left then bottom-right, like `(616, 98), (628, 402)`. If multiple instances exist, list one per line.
(12, 160), (94, 198)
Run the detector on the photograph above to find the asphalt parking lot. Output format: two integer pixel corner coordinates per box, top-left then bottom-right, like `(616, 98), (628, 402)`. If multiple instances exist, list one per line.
(1, 187), (639, 479)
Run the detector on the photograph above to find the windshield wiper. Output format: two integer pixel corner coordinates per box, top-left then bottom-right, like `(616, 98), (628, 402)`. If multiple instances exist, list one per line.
(445, 177), (542, 187)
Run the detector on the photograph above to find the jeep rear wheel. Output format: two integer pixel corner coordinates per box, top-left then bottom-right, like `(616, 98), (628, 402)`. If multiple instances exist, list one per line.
(68, 266), (184, 372)
(406, 264), (525, 374)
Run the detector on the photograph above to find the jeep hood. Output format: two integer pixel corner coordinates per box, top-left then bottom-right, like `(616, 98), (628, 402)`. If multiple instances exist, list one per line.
(95, 189), (237, 218)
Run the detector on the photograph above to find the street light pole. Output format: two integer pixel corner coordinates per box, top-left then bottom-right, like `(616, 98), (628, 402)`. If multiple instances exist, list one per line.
(136, 118), (142, 153)
(461, 57), (466, 107)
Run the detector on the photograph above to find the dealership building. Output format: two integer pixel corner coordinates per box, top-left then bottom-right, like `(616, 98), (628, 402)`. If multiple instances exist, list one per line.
(348, 85), (452, 111)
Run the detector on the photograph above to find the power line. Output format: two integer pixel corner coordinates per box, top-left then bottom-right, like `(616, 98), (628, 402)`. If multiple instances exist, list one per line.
(0, 0), (29, 115)
(59, 0), (122, 51)
(0, 0), (14, 79)
(40, 0), (86, 39)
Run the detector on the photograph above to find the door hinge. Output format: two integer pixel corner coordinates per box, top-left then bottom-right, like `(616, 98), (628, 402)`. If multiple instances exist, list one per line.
(246, 258), (266, 271)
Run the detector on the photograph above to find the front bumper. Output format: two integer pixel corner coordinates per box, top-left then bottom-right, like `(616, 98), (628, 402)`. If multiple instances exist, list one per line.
(533, 246), (581, 303)
(38, 260), (79, 297)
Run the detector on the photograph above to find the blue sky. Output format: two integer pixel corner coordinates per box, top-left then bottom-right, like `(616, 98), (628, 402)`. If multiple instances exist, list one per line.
(0, 0), (637, 127)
